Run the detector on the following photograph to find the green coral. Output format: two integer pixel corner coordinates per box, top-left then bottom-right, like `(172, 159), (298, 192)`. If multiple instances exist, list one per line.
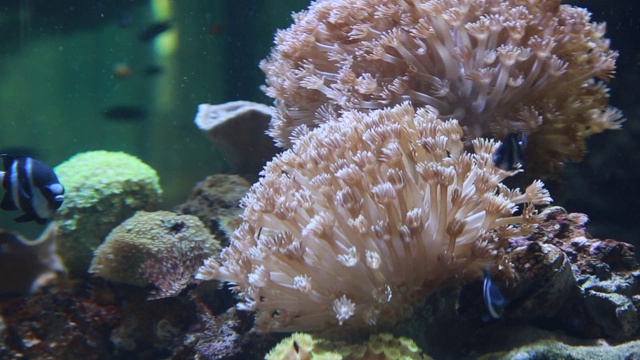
(265, 333), (322, 360)
(265, 333), (429, 360)
(54, 150), (162, 276)
(89, 211), (220, 288)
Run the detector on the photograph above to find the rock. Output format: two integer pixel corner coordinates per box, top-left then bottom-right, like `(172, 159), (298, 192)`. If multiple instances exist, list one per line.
(175, 174), (250, 245)
(194, 101), (279, 178)
(585, 288), (639, 339)
(502, 207), (640, 340)
(506, 243), (576, 319)
(0, 224), (62, 295)
(473, 325), (640, 360)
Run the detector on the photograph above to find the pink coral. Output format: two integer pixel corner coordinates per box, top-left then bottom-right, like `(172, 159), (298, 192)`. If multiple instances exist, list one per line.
(197, 103), (551, 332)
(261, 0), (622, 173)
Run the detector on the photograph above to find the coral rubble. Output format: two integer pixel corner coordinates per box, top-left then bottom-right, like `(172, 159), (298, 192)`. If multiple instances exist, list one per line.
(194, 305), (271, 360)
(470, 324), (640, 360)
(0, 292), (119, 359)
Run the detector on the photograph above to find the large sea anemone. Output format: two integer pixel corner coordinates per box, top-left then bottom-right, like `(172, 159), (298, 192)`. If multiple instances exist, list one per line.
(197, 103), (551, 332)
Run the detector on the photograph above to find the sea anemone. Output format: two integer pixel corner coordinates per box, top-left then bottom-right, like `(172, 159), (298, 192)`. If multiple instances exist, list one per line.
(197, 103), (551, 332)
(261, 0), (622, 173)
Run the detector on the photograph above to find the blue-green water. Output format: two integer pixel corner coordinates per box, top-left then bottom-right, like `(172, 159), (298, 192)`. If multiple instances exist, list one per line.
(0, 1), (637, 359)
(0, 1), (308, 237)
(0, 0), (636, 244)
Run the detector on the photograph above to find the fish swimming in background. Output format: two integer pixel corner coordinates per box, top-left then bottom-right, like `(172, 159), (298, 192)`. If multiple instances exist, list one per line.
(102, 105), (147, 121)
(482, 267), (508, 320)
(492, 132), (527, 170)
(112, 62), (133, 78)
(144, 64), (164, 76)
(138, 21), (172, 42)
(0, 155), (65, 224)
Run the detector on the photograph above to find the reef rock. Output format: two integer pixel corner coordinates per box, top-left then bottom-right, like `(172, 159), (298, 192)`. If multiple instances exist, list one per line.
(0, 224), (62, 295)
(471, 324), (640, 360)
(0, 292), (119, 359)
(501, 207), (640, 340)
(175, 174), (250, 246)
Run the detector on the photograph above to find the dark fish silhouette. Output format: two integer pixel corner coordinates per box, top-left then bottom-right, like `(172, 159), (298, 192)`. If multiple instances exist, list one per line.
(102, 105), (147, 121)
(0, 155), (64, 224)
(144, 64), (163, 76)
(138, 21), (172, 42)
(492, 132), (526, 170)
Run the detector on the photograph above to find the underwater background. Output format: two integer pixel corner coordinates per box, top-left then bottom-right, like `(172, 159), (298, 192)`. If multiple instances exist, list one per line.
(0, 0), (310, 237)
(0, 0), (638, 359)
(0, 0), (636, 246)
(0, 0), (637, 244)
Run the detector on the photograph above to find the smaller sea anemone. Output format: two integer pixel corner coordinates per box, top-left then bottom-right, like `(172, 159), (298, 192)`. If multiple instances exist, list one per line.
(197, 103), (551, 332)
(90, 211), (220, 298)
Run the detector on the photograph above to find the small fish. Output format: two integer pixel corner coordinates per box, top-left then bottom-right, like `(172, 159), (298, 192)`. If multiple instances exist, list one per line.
(112, 62), (133, 78)
(138, 21), (172, 42)
(102, 105), (147, 121)
(0, 155), (65, 224)
(482, 267), (507, 320)
(492, 132), (526, 170)
(144, 64), (163, 76)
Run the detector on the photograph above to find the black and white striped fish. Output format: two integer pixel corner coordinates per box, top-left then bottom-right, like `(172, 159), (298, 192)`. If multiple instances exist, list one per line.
(483, 267), (507, 320)
(492, 132), (527, 170)
(0, 155), (64, 224)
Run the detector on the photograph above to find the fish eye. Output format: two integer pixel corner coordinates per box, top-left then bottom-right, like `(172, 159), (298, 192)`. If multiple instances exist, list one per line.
(49, 183), (64, 195)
